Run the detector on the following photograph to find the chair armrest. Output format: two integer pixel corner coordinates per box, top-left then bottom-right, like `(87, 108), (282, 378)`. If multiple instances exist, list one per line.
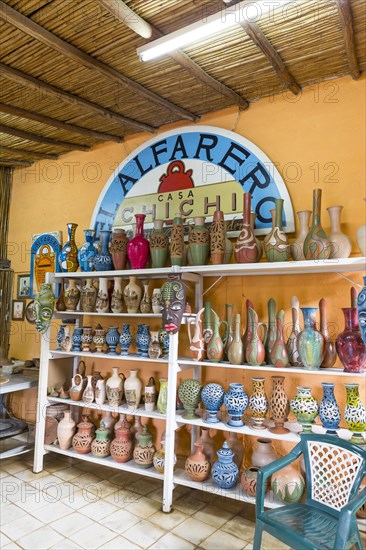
(340, 487), (366, 517)
(255, 442), (303, 516)
(334, 487), (366, 550)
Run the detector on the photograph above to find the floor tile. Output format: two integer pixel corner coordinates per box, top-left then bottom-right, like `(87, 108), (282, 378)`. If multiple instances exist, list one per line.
(51, 539), (83, 549)
(104, 489), (141, 508)
(98, 535), (142, 549)
(2, 514), (44, 541)
(102, 508), (140, 534)
(221, 516), (256, 543)
(149, 508), (189, 530)
(172, 517), (217, 546)
(260, 532), (292, 550)
(1, 502), (26, 525)
(127, 478), (162, 496)
(0, 533), (11, 546)
(1, 461), (30, 475)
(2, 543), (21, 549)
(193, 504), (234, 529)
(122, 519), (167, 548)
(173, 494), (206, 515)
(28, 474), (65, 492)
(61, 489), (96, 510)
(17, 526), (64, 549)
(123, 496), (161, 518)
(149, 532), (195, 549)
(15, 469), (50, 482)
(50, 511), (93, 536)
(34, 501), (73, 523)
(68, 522), (115, 548)
(201, 529), (245, 550)
(53, 467), (83, 482)
(79, 499), (119, 521)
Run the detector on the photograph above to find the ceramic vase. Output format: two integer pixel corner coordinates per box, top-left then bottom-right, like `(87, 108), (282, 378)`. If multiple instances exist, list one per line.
(235, 193), (261, 263)
(188, 216), (209, 266)
(210, 209), (226, 264)
(130, 416), (143, 443)
(134, 426), (155, 468)
(298, 307), (325, 369)
(270, 310), (290, 367)
(327, 205), (351, 258)
(157, 378), (168, 414)
(135, 323), (144, 355)
(250, 212), (263, 261)
(110, 228), (128, 270)
(303, 188), (331, 259)
(206, 310), (225, 362)
(106, 367), (125, 407)
(225, 432), (244, 467)
(178, 379), (202, 420)
(151, 288), (162, 314)
(119, 323), (132, 355)
(252, 438), (277, 468)
(185, 442), (210, 481)
(72, 416), (94, 454)
(111, 277), (123, 313)
(80, 279), (97, 312)
(290, 210), (311, 261)
(249, 377), (268, 430)
(271, 466), (305, 504)
(241, 467), (259, 497)
(93, 230), (113, 271)
(153, 441), (171, 474)
(228, 313), (244, 365)
(82, 375), (94, 404)
(78, 229), (97, 271)
(60, 325), (72, 352)
(139, 280), (151, 313)
(106, 326), (120, 355)
(264, 199), (290, 262)
(188, 308), (206, 362)
(81, 326), (93, 352)
(72, 327), (83, 352)
(127, 214), (149, 269)
(139, 325), (151, 357)
(286, 296), (303, 367)
(123, 276), (142, 313)
(64, 279), (80, 311)
(91, 369), (103, 393)
(60, 223), (79, 272)
(224, 225), (233, 263)
(95, 378), (106, 406)
(170, 213), (185, 266)
(344, 384), (366, 446)
(148, 331), (161, 359)
(57, 410), (76, 450)
(201, 383), (224, 424)
(124, 369), (142, 409)
(269, 376), (289, 434)
(110, 421), (133, 463)
(196, 428), (216, 464)
(224, 383), (249, 427)
(319, 298), (337, 368)
(92, 325), (105, 353)
(203, 301), (214, 345)
(336, 307), (366, 373)
(56, 325), (65, 350)
(357, 276), (366, 344)
(290, 386), (319, 433)
(319, 382), (341, 434)
(356, 198), (366, 255)
(224, 303), (234, 360)
(158, 327), (169, 357)
(264, 298), (276, 364)
(245, 308), (266, 366)
(144, 377), (157, 412)
(96, 277), (109, 313)
(91, 422), (110, 458)
(149, 219), (169, 268)
(56, 281), (66, 312)
(69, 373), (85, 401)
(99, 412), (114, 438)
(212, 442), (239, 489)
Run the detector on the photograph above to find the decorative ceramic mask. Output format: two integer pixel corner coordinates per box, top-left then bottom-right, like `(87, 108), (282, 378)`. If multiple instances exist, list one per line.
(160, 274), (186, 334)
(34, 283), (55, 333)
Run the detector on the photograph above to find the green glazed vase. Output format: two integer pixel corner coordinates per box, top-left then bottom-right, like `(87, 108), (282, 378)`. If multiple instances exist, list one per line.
(178, 379), (202, 419)
(344, 383), (366, 446)
(303, 188), (331, 260)
(188, 217), (210, 266)
(298, 307), (325, 369)
(150, 219), (169, 268)
(269, 310), (290, 367)
(263, 199), (290, 262)
(157, 378), (168, 414)
(170, 213), (185, 266)
(290, 386), (319, 433)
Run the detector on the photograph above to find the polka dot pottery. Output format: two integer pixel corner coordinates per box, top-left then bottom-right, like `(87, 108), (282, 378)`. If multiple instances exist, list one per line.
(212, 441), (239, 489)
(201, 383), (225, 423)
(290, 386), (319, 433)
(178, 379), (202, 420)
(223, 383), (248, 427)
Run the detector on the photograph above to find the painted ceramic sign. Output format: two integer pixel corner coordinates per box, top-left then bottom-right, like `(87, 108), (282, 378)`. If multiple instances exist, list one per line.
(30, 232), (62, 297)
(91, 126), (294, 236)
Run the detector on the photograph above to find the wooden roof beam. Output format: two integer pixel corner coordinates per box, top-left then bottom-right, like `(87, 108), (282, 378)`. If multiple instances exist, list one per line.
(0, 1), (197, 122)
(334, 0), (360, 80)
(0, 159), (33, 167)
(97, 0), (249, 110)
(0, 124), (90, 152)
(0, 63), (155, 133)
(0, 103), (123, 143)
(0, 145), (58, 160)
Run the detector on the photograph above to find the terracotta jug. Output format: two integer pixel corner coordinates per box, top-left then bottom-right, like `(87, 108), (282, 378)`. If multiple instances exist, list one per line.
(270, 310), (290, 367)
(235, 193), (261, 263)
(291, 210), (311, 261)
(210, 209), (226, 264)
(319, 298), (337, 368)
(228, 313), (244, 365)
(286, 296), (303, 367)
(185, 442), (210, 481)
(110, 421), (133, 463)
(245, 307), (266, 366)
(188, 307), (206, 361)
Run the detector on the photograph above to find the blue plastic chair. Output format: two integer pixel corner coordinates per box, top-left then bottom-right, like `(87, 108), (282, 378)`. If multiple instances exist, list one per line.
(254, 434), (366, 550)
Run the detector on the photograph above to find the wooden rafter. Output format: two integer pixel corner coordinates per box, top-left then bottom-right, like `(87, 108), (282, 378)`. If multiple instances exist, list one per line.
(97, 0), (249, 110)
(334, 0), (360, 80)
(0, 159), (33, 167)
(0, 145), (58, 160)
(0, 103), (123, 143)
(0, 63), (155, 133)
(0, 124), (90, 152)
(0, 1), (198, 122)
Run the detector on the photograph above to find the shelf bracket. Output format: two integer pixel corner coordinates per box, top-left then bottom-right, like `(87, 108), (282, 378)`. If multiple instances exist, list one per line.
(336, 272), (363, 289)
(203, 276), (224, 296)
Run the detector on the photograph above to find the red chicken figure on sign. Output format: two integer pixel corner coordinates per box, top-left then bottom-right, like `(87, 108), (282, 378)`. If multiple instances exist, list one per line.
(158, 160), (195, 193)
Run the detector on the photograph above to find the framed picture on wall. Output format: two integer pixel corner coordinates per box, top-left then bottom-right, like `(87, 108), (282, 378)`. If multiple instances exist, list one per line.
(25, 300), (37, 324)
(12, 300), (26, 321)
(17, 274), (31, 298)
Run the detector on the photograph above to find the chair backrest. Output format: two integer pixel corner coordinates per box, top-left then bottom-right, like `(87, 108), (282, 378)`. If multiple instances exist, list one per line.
(301, 434), (366, 516)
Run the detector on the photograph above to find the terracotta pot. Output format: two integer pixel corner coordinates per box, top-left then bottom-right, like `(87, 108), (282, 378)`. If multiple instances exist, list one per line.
(185, 442), (210, 481)
(196, 428), (216, 464)
(210, 210), (226, 265)
(72, 416), (94, 454)
(241, 467), (259, 497)
(251, 438), (278, 468)
(91, 422), (110, 458)
(110, 228), (128, 270)
(110, 421), (133, 463)
(269, 376), (290, 434)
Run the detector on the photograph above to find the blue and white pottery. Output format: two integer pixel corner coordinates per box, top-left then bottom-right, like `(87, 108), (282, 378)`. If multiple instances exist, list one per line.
(93, 230), (113, 271)
(135, 323), (144, 355)
(357, 275), (366, 344)
(56, 325), (65, 350)
(78, 229), (98, 272)
(120, 324), (132, 355)
(201, 383), (225, 424)
(212, 442), (239, 489)
(72, 327), (83, 352)
(140, 325), (151, 358)
(319, 382), (341, 434)
(224, 383), (249, 427)
(106, 326), (120, 355)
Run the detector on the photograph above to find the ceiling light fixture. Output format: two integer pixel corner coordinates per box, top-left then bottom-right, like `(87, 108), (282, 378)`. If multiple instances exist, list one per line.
(137, 0), (297, 61)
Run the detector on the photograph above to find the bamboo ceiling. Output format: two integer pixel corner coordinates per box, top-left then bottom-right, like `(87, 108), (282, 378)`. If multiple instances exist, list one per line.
(0, 0), (365, 167)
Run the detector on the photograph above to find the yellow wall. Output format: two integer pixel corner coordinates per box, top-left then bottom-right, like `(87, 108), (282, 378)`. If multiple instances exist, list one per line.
(7, 75), (366, 461)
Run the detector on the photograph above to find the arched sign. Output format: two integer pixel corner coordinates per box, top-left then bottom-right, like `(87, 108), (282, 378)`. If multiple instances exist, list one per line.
(91, 126), (294, 236)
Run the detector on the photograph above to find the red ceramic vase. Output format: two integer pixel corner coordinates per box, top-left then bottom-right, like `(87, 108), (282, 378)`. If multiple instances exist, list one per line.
(127, 214), (150, 269)
(336, 307), (366, 373)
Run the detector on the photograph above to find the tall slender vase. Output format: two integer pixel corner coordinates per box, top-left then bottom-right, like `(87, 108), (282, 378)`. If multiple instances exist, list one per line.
(269, 376), (289, 434)
(224, 303), (234, 359)
(263, 199), (290, 262)
(336, 307), (366, 373)
(242, 298), (255, 353)
(124, 369), (143, 409)
(140, 281), (151, 313)
(249, 377), (268, 430)
(170, 213), (185, 266)
(111, 277), (123, 313)
(286, 296), (302, 367)
(119, 323), (132, 355)
(80, 279), (97, 312)
(57, 411), (76, 450)
(96, 277), (109, 313)
(344, 384), (366, 446)
(319, 382), (341, 434)
(188, 217), (209, 266)
(127, 214), (149, 269)
(228, 313), (244, 365)
(298, 307), (325, 369)
(123, 276), (142, 313)
(206, 311), (225, 362)
(290, 211), (311, 261)
(187, 307), (206, 361)
(327, 205), (351, 259)
(264, 298), (276, 364)
(235, 193), (261, 263)
(203, 302), (213, 344)
(245, 308), (265, 366)
(210, 210), (226, 265)
(110, 228), (128, 270)
(303, 189), (331, 260)
(149, 219), (169, 268)
(319, 298), (337, 368)
(93, 230), (113, 271)
(78, 229), (97, 271)
(270, 310), (290, 367)
(60, 223), (79, 272)
(157, 378), (168, 414)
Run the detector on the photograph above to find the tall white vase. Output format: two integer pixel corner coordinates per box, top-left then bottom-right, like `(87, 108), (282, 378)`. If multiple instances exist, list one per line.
(327, 205), (351, 258)
(290, 210), (311, 261)
(106, 367), (125, 407)
(57, 410), (76, 450)
(96, 278), (109, 313)
(124, 369), (143, 408)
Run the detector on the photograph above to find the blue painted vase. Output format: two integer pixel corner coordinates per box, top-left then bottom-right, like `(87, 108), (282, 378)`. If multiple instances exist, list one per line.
(357, 276), (366, 344)
(78, 229), (98, 271)
(72, 327), (83, 352)
(135, 324), (144, 355)
(59, 223), (79, 272)
(298, 307), (325, 369)
(224, 383), (249, 427)
(139, 325), (151, 357)
(201, 383), (225, 424)
(319, 382), (341, 434)
(56, 325), (65, 350)
(120, 324), (132, 356)
(212, 442), (239, 489)
(93, 230), (113, 271)
(106, 326), (120, 355)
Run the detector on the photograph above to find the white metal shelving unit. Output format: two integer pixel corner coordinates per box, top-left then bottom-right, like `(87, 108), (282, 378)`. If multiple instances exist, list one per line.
(34, 258), (366, 513)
